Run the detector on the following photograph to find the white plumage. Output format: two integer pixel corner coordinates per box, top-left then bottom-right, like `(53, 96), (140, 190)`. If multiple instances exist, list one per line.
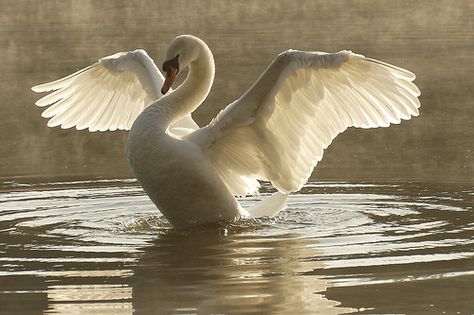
(32, 49), (197, 134)
(191, 50), (420, 196)
(32, 35), (420, 228)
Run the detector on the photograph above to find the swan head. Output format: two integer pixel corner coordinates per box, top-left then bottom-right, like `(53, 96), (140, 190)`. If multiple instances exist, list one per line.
(161, 35), (203, 94)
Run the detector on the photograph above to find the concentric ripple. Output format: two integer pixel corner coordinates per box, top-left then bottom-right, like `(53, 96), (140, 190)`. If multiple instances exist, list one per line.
(0, 180), (472, 314)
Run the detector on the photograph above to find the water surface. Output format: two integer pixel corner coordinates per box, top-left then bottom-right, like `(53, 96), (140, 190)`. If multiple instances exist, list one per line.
(1, 180), (472, 314)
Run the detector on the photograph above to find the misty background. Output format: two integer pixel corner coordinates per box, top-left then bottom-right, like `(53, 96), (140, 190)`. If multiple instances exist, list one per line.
(1, 0), (472, 183)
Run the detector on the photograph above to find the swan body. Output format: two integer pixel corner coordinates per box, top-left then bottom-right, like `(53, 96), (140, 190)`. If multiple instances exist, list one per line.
(32, 35), (421, 228)
(128, 102), (243, 228)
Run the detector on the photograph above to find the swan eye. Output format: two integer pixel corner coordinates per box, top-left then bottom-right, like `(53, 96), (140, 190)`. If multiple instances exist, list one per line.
(162, 55), (180, 73)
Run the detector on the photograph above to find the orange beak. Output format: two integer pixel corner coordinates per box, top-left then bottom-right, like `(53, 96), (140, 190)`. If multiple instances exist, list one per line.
(161, 67), (178, 95)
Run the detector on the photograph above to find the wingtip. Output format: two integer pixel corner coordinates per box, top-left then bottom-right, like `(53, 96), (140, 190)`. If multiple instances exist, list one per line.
(31, 83), (56, 93)
(406, 70), (417, 82)
(74, 125), (98, 133)
(31, 85), (42, 93)
(46, 119), (60, 128)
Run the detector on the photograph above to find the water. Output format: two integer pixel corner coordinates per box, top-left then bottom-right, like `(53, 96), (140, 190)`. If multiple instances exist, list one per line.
(1, 180), (472, 314)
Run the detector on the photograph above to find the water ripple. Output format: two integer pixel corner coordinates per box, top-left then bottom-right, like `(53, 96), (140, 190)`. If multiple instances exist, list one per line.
(0, 180), (472, 314)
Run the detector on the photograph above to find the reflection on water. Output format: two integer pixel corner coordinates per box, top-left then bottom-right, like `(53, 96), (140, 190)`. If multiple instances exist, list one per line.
(0, 180), (472, 314)
(133, 231), (346, 315)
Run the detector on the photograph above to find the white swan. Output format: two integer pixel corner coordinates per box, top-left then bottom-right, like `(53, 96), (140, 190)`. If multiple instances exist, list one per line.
(32, 35), (420, 228)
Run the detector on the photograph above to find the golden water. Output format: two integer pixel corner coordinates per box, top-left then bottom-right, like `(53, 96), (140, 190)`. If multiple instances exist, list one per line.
(1, 180), (473, 314)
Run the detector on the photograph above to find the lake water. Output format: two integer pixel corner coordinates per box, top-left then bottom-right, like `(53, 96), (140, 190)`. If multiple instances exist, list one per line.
(0, 180), (473, 314)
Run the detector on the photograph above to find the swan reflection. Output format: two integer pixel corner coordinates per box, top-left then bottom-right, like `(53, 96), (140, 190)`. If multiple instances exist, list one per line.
(131, 226), (353, 314)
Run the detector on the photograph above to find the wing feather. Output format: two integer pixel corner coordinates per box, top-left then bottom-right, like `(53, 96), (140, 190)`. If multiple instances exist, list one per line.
(188, 50), (420, 195)
(32, 65), (95, 93)
(32, 49), (199, 133)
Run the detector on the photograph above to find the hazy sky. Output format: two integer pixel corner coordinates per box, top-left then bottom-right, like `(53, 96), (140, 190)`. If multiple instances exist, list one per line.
(1, 0), (472, 182)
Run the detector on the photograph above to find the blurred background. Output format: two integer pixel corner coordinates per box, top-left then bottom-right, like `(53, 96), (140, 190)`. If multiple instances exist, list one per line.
(1, 0), (472, 183)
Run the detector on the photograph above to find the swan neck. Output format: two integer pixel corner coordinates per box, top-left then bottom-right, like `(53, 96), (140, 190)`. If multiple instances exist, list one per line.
(166, 44), (215, 125)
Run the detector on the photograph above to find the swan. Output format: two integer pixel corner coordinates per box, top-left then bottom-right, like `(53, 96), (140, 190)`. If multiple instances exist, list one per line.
(32, 35), (421, 228)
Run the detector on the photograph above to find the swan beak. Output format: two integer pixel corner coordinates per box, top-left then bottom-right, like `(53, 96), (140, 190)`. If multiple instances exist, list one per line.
(161, 67), (178, 95)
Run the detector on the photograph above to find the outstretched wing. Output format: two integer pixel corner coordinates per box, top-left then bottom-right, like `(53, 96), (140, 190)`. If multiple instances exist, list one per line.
(187, 50), (420, 196)
(32, 49), (199, 133)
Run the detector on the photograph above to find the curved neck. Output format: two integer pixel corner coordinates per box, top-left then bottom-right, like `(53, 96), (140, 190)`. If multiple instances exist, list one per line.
(160, 44), (215, 127)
